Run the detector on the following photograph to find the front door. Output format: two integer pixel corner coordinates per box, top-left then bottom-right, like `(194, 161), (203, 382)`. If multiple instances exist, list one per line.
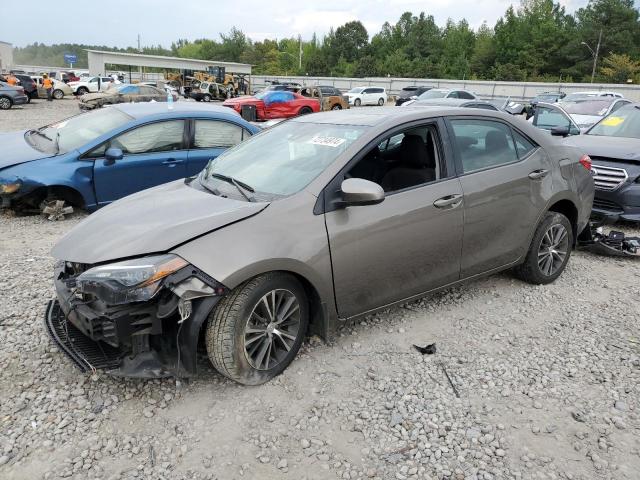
(532, 103), (580, 135)
(93, 120), (188, 204)
(447, 117), (553, 278)
(324, 122), (464, 318)
(186, 119), (248, 176)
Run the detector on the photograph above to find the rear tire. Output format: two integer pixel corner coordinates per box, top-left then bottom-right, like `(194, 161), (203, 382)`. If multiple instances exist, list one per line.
(378, 98), (385, 106)
(354, 98), (361, 107)
(205, 273), (308, 385)
(203, 94), (212, 102)
(77, 87), (88, 96)
(298, 106), (312, 115)
(331, 104), (342, 110)
(53, 89), (64, 100)
(514, 212), (573, 284)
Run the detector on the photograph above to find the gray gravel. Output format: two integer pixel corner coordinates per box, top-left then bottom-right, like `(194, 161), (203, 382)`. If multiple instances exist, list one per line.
(1, 101), (640, 480)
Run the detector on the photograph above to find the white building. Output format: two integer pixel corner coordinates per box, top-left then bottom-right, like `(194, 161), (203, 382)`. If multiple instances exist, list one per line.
(0, 41), (13, 72)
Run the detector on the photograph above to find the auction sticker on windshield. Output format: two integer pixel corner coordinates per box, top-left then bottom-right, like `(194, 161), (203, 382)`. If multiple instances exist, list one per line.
(310, 136), (346, 147)
(600, 116), (624, 127)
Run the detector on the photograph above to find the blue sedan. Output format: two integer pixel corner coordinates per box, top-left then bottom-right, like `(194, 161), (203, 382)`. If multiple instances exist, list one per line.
(0, 103), (260, 218)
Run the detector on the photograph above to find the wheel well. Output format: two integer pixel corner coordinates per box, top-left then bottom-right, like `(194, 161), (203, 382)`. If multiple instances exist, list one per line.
(286, 271), (327, 340)
(23, 185), (85, 209)
(548, 199), (578, 242)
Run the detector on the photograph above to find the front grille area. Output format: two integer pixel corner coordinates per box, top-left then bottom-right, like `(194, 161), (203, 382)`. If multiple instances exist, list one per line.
(45, 300), (123, 372)
(593, 197), (624, 213)
(591, 162), (628, 191)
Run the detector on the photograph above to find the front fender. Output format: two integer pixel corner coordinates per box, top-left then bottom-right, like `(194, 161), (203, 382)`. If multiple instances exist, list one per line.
(0, 154), (96, 208)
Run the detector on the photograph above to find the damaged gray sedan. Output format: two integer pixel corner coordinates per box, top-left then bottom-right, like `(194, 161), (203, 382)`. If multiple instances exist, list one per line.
(47, 107), (594, 385)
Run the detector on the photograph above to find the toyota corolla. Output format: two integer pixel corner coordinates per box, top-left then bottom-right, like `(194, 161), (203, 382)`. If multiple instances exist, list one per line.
(47, 107), (594, 385)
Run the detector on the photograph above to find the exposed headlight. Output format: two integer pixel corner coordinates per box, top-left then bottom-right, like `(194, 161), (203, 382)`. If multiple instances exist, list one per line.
(0, 182), (22, 194)
(76, 254), (188, 305)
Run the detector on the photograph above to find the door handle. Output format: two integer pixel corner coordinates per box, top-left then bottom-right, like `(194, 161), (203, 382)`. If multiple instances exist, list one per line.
(433, 194), (463, 209)
(528, 169), (549, 180)
(162, 158), (183, 166)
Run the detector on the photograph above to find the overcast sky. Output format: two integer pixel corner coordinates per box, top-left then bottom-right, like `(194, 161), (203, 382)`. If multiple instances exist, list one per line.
(7, 0), (588, 48)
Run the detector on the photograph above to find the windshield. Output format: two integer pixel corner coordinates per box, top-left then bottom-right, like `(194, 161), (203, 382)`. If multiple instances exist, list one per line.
(31, 107), (133, 154)
(537, 94), (560, 101)
(418, 90), (447, 99)
(348, 87), (364, 94)
(201, 121), (368, 199)
(116, 85), (139, 94)
(561, 100), (613, 116)
(587, 105), (640, 139)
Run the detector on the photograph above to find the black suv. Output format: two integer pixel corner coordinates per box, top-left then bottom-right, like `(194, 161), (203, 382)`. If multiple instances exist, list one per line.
(395, 86), (434, 106)
(14, 75), (38, 101)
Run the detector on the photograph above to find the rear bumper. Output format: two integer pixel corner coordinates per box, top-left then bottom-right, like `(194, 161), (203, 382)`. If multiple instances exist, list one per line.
(13, 95), (28, 105)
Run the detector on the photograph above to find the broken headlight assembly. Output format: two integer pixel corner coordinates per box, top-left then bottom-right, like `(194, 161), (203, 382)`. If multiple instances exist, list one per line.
(0, 181), (22, 194)
(76, 254), (189, 305)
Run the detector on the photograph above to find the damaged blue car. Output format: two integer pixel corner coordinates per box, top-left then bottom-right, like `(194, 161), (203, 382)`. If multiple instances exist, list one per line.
(0, 103), (259, 219)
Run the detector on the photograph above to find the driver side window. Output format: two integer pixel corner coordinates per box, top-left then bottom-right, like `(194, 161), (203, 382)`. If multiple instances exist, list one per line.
(347, 124), (443, 194)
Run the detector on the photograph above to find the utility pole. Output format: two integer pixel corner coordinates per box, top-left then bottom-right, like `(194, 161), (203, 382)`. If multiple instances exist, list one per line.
(298, 35), (302, 70)
(581, 29), (602, 83)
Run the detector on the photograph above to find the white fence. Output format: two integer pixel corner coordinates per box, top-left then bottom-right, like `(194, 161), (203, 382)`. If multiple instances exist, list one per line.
(251, 75), (640, 102)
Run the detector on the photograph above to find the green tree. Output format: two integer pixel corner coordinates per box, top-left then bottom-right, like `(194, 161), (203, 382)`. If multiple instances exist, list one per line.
(600, 52), (640, 82)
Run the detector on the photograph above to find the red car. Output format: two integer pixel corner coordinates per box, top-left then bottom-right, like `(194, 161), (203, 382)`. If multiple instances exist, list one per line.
(223, 90), (320, 120)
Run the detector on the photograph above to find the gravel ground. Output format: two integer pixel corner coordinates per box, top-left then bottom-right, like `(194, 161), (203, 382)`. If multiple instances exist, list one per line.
(1, 101), (640, 480)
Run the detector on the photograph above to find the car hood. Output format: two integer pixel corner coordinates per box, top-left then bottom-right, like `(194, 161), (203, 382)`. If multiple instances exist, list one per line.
(0, 131), (52, 169)
(223, 97), (260, 106)
(565, 135), (640, 162)
(569, 114), (602, 128)
(52, 179), (269, 264)
(80, 92), (113, 102)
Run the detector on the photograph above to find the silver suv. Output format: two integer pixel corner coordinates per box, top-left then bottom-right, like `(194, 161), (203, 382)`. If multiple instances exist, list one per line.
(48, 107), (594, 384)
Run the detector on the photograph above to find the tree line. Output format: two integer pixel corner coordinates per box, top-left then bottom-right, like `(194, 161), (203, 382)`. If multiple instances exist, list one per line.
(13, 0), (640, 84)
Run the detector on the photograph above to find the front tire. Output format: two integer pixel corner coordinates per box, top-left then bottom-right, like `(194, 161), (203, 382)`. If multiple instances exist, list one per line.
(331, 104), (342, 110)
(514, 212), (573, 284)
(378, 98), (385, 106)
(298, 106), (312, 115)
(354, 98), (361, 107)
(203, 94), (212, 102)
(76, 87), (88, 96)
(0, 96), (12, 110)
(206, 273), (308, 385)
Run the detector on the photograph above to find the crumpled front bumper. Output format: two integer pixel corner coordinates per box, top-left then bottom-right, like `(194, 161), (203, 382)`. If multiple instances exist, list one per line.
(45, 263), (222, 378)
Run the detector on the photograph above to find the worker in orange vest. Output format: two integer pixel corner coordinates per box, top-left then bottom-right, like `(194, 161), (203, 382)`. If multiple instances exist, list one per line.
(7, 74), (18, 86)
(43, 75), (54, 102)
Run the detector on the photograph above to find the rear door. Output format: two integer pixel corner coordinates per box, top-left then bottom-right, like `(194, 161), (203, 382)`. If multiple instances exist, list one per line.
(91, 120), (188, 204)
(186, 119), (249, 176)
(447, 117), (552, 278)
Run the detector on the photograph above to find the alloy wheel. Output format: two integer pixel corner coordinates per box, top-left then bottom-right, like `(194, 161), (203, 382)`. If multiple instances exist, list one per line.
(0, 97), (11, 110)
(537, 224), (569, 276)
(243, 289), (301, 370)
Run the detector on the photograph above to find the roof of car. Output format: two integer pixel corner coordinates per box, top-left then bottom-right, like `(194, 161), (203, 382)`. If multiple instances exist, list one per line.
(112, 102), (241, 119)
(291, 105), (504, 126)
(412, 98), (489, 107)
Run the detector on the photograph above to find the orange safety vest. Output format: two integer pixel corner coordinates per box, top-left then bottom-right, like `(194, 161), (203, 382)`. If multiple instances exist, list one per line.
(43, 78), (53, 89)
(7, 76), (17, 85)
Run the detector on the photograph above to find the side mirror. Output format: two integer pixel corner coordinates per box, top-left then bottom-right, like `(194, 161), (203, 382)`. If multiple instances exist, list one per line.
(104, 147), (123, 165)
(339, 178), (385, 207)
(550, 125), (570, 137)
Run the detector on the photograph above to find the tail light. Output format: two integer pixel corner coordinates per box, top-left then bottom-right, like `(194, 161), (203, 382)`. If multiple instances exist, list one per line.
(579, 154), (592, 171)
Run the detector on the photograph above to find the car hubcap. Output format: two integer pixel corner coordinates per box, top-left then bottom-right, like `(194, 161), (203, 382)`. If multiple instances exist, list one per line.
(0, 98), (9, 109)
(538, 224), (568, 276)
(244, 289), (301, 370)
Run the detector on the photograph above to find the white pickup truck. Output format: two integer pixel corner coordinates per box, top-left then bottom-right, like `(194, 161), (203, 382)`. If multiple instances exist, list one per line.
(67, 76), (115, 95)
